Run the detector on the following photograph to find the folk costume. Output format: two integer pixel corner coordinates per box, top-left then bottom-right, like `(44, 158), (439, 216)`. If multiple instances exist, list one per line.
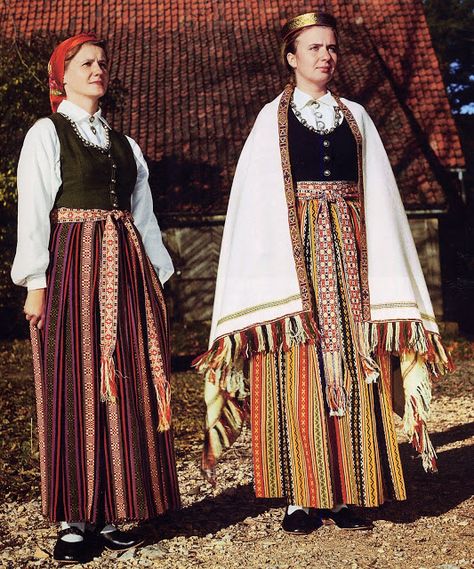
(195, 81), (453, 509)
(12, 35), (180, 524)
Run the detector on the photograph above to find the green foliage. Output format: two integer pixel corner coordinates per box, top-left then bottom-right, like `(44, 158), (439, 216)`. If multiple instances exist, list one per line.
(424, 0), (474, 113)
(0, 32), (55, 219)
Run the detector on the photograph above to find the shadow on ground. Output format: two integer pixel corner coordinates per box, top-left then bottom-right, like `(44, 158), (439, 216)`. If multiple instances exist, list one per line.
(143, 484), (284, 541)
(371, 421), (474, 523)
(141, 421), (473, 543)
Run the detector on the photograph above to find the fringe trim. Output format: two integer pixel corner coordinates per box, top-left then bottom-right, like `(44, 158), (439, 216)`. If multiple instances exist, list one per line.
(400, 351), (438, 472)
(360, 321), (454, 379)
(362, 321), (454, 472)
(193, 313), (319, 391)
(195, 312), (318, 483)
(201, 392), (249, 486)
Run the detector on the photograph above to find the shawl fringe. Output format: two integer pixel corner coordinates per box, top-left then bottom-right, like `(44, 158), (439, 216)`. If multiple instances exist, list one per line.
(193, 312), (319, 390)
(194, 312), (318, 482)
(361, 321), (454, 378)
(196, 318), (453, 480)
(362, 321), (453, 472)
(399, 351), (439, 472)
(202, 392), (249, 486)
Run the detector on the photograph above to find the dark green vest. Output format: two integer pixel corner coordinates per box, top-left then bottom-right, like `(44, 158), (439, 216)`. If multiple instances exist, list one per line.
(49, 113), (137, 210)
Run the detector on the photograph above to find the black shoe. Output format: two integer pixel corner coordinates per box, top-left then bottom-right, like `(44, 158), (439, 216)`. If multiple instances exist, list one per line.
(100, 529), (144, 552)
(53, 527), (88, 564)
(323, 507), (374, 530)
(281, 508), (322, 535)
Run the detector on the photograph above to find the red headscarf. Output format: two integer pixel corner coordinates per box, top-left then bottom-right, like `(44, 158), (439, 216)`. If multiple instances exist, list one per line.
(48, 33), (100, 112)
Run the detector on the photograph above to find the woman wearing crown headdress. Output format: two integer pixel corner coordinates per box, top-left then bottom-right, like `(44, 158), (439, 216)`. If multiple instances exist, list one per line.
(194, 12), (453, 533)
(11, 34), (180, 562)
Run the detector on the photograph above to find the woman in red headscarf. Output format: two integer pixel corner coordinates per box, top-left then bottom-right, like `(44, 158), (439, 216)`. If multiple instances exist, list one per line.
(12, 34), (180, 563)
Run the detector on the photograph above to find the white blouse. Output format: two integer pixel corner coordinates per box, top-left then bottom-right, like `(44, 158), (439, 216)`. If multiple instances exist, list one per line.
(11, 100), (174, 290)
(292, 87), (340, 129)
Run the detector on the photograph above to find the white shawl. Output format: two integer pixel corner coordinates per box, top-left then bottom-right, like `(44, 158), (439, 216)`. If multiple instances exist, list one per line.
(209, 91), (438, 345)
(195, 86), (452, 478)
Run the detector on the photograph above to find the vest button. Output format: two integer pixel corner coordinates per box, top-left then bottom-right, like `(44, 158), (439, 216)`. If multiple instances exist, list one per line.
(323, 169), (331, 177)
(323, 155), (331, 162)
(323, 140), (330, 147)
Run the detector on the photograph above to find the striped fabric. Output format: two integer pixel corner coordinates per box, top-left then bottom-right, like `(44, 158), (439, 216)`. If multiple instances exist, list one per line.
(30, 212), (180, 523)
(250, 183), (406, 508)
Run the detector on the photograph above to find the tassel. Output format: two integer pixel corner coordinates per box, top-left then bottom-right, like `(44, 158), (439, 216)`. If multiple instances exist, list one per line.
(289, 314), (306, 344)
(322, 351), (347, 416)
(412, 418), (438, 473)
(100, 355), (118, 402)
(325, 384), (347, 417)
(283, 318), (291, 352)
(225, 368), (248, 397)
(256, 326), (266, 351)
(265, 324), (275, 352)
(357, 323), (380, 383)
(155, 382), (172, 432)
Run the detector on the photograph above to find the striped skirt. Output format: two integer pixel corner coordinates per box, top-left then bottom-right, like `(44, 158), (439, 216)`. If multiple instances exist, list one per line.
(30, 209), (180, 523)
(250, 182), (406, 508)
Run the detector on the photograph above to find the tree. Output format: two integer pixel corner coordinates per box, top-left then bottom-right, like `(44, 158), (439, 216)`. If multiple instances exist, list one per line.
(424, 0), (474, 114)
(0, 33), (53, 217)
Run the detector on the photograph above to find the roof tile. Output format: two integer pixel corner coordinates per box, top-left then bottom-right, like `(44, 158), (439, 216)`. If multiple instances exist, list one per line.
(0, 0), (465, 213)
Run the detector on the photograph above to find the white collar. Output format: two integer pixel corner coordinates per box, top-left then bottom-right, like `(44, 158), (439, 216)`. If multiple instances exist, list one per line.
(57, 100), (110, 127)
(293, 87), (337, 110)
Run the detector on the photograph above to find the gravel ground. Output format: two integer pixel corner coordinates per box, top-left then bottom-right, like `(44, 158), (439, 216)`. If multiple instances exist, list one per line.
(0, 340), (473, 569)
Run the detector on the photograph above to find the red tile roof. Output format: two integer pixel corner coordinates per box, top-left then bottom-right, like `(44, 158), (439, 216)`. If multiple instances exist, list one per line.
(0, 0), (465, 212)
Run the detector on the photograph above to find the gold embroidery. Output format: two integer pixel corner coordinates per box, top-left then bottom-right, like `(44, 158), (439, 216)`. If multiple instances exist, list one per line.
(421, 313), (437, 323)
(281, 13), (324, 39)
(370, 302), (436, 322)
(217, 293), (302, 325)
(371, 302), (418, 309)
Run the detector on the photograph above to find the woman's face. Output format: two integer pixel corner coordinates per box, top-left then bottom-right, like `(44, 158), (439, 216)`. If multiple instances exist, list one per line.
(63, 43), (109, 104)
(286, 26), (338, 92)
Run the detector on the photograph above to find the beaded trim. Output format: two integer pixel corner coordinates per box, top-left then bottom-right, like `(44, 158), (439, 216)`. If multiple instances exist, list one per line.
(290, 96), (343, 135)
(59, 112), (111, 153)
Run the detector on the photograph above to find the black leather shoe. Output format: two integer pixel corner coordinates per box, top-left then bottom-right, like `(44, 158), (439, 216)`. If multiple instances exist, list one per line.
(281, 508), (322, 535)
(53, 528), (87, 564)
(100, 529), (144, 551)
(323, 508), (374, 530)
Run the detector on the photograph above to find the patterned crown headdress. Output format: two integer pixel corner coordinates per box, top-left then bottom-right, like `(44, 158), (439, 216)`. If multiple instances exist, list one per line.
(280, 12), (337, 41)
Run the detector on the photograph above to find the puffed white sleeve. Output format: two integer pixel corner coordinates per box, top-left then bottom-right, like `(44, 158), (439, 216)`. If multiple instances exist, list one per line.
(11, 118), (61, 289)
(127, 136), (174, 284)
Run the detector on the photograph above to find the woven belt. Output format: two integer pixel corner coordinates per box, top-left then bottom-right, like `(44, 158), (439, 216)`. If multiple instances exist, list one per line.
(295, 180), (359, 201)
(51, 207), (171, 431)
(295, 181), (362, 416)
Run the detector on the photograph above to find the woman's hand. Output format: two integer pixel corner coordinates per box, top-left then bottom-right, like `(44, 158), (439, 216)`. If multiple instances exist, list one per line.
(24, 288), (46, 329)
